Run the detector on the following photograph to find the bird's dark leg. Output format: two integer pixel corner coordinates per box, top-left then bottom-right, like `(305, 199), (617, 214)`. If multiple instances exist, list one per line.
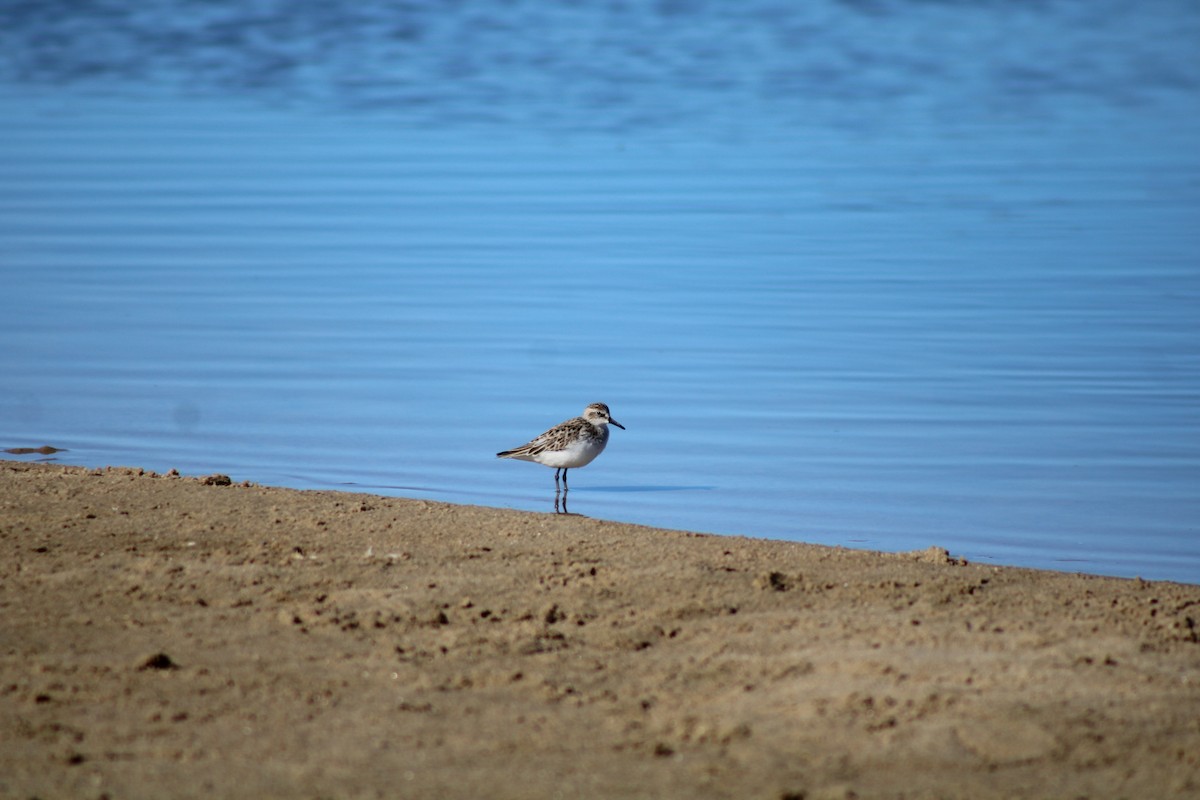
(562, 469), (569, 492)
(554, 468), (561, 492)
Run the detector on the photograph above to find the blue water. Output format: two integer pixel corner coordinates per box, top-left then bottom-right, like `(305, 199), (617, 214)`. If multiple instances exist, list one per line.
(2, 1), (1199, 583)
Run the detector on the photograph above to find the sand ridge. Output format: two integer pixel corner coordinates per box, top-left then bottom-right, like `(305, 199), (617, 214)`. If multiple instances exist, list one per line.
(1, 460), (1198, 799)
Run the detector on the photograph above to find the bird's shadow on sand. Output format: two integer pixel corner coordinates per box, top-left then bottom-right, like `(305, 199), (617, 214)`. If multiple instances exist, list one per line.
(312, 480), (714, 517)
(552, 485), (713, 515)
(583, 485), (715, 493)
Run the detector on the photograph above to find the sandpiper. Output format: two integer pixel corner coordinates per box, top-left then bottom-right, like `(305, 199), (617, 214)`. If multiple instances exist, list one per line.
(496, 403), (625, 492)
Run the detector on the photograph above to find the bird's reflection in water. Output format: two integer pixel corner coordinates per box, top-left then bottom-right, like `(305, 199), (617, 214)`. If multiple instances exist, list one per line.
(553, 488), (587, 516)
(554, 488), (570, 515)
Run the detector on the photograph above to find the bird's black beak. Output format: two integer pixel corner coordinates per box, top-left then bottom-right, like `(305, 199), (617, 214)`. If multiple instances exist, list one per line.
(610, 419), (625, 430)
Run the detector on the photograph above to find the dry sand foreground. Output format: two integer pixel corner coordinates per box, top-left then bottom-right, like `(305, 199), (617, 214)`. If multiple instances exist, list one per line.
(1, 460), (1198, 800)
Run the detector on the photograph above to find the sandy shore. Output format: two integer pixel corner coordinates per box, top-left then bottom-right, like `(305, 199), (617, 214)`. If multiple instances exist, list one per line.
(1, 459), (1198, 799)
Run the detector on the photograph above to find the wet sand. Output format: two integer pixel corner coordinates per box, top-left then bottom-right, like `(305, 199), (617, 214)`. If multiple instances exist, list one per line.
(2, 459), (1198, 799)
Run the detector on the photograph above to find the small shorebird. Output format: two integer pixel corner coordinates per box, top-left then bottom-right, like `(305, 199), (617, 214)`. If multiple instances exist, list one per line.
(496, 403), (625, 493)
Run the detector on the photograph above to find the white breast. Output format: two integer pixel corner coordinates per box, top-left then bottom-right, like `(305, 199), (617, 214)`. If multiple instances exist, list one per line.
(536, 431), (608, 469)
